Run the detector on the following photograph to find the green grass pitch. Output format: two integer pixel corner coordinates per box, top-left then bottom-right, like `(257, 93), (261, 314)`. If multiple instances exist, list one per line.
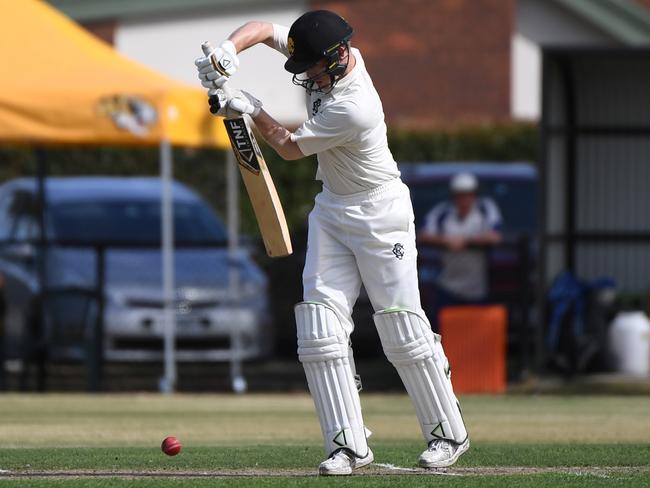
(0, 393), (648, 486)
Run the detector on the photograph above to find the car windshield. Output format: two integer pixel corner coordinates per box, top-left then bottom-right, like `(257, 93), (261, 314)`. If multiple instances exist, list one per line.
(49, 200), (227, 244)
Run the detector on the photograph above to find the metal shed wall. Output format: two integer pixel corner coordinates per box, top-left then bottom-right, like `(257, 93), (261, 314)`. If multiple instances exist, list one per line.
(541, 49), (650, 293)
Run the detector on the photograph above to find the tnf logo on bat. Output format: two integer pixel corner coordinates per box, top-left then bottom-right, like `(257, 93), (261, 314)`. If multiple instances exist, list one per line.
(224, 118), (262, 174)
(392, 243), (405, 260)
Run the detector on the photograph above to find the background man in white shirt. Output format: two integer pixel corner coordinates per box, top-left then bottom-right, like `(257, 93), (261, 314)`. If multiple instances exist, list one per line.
(418, 172), (503, 330)
(195, 10), (469, 475)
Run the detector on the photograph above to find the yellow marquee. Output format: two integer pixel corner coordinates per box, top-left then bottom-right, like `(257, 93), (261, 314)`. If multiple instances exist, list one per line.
(0, 0), (228, 148)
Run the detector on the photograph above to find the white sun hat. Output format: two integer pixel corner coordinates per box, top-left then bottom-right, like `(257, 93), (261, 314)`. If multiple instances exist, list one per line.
(450, 172), (478, 193)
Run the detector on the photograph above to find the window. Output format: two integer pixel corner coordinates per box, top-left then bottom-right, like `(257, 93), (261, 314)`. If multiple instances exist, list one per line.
(0, 189), (12, 241)
(8, 189), (40, 242)
(49, 200), (227, 244)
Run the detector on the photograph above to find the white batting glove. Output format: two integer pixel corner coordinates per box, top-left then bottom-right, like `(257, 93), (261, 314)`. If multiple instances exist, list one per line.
(208, 89), (263, 118)
(195, 40), (239, 89)
(229, 90), (263, 118)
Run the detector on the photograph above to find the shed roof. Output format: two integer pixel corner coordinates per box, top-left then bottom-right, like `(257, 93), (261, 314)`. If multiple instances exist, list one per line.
(553, 0), (650, 44)
(48, 0), (295, 22)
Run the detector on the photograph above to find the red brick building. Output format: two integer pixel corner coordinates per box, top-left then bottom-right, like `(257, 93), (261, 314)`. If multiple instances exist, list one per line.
(314, 0), (513, 128)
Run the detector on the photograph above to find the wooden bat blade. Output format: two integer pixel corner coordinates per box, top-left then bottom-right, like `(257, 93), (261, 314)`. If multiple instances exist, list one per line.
(223, 117), (292, 258)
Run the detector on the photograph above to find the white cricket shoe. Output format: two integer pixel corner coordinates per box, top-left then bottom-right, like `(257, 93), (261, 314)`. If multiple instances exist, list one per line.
(318, 448), (374, 476)
(418, 438), (470, 468)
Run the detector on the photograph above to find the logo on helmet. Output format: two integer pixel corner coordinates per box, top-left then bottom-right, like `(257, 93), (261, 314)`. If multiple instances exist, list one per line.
(287, 37), (295, 56)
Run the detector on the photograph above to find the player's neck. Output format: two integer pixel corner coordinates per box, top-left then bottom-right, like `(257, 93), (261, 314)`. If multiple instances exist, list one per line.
(341, 51), (356, 79)
(457, 205), (472, 220)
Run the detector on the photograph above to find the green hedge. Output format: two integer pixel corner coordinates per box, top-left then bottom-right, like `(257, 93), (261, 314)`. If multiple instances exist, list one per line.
(0, 123), (538, 236)
(388, 123), (538, 162)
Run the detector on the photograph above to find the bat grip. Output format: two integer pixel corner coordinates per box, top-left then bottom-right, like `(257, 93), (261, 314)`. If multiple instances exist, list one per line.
(201, 40), (234, 98)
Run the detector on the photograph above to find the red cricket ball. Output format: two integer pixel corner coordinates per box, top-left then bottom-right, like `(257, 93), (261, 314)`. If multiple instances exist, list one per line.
(161, 436), (182, 456)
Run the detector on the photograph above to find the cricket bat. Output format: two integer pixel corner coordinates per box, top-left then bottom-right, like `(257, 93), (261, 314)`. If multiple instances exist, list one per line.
(202, 42), (292, 258)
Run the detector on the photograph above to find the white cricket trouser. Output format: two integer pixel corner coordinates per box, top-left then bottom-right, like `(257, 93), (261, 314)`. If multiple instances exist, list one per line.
(303, 178), (424, 333)
(299, 178), (468, 452)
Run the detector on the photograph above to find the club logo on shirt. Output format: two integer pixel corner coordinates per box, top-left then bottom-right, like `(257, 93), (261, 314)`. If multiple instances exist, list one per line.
(392, 243), (405, 260)
(312, 98), (321, 115)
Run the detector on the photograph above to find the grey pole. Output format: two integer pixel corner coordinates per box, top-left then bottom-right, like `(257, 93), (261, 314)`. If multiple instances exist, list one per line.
(227, 150), (240, 291)
(226, 150), (246, 393)
(160, 140), (177, 393)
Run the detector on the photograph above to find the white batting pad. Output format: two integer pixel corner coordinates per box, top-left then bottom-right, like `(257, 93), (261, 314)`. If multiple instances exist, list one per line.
(374, 308), (468, 444)
(295, 302), (369, 457)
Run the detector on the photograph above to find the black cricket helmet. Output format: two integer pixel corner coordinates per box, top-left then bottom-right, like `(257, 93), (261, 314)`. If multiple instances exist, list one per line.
(285, 10), (354, 93)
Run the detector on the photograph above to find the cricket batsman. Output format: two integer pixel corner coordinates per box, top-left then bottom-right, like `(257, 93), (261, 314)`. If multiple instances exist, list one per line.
(195, 10), (469, 475)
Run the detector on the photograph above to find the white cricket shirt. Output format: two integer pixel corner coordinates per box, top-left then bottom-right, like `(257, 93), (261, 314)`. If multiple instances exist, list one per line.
(272, 24), (400, 195)
(423, 198), (503, 300)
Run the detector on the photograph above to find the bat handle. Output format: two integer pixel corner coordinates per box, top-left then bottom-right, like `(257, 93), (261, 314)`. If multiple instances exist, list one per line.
(201, 40), (234, 98)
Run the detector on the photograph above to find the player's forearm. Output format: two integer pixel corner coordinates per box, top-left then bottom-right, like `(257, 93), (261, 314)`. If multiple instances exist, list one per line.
(228, 21), (274, 53)
(252, 110), (304, 161)
(467, 231), (503, 245)
(417, 233), (448, 246)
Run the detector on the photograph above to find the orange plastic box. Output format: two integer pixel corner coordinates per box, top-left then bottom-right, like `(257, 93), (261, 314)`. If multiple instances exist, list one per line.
(439, 305), (507, 394)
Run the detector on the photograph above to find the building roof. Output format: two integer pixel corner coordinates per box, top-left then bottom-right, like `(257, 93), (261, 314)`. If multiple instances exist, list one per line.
(553, 0), (650, 44)
(48, 0), (295, 22)
(50, 0), (650, 45)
